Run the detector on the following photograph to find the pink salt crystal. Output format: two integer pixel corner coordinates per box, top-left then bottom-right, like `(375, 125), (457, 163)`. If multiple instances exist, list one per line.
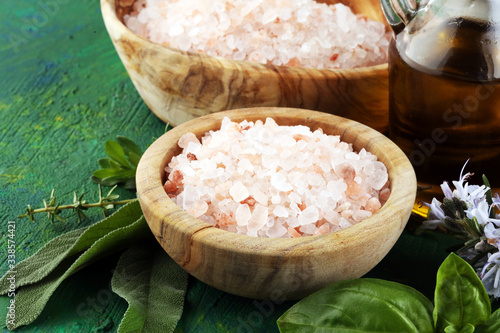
(229, 181), (249, 202)
(298, 206), (319, 225)
(187, 200), (208, 218)
(352, 210), (372, 222)
(365, 197), (382, 214)
(346, 181), (365, 198)
(273, 205), (289, 218)
(300, 223), (318, 235)
(216, 212), (236, 226)
(163, 180), (177, 194)
(267, 223), (287, 238)
(336, 162), (355, 183)
(313, 223), (330, 236)
(379, 188), (391, 203)
(235, 204), (251, 226)
(248, 204), (268, 230)
(177, 132), (200, 149)
(287, 227), (302, 238)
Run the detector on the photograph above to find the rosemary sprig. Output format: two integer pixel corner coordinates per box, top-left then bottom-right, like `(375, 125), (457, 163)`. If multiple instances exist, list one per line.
(18, 185), (137, 223)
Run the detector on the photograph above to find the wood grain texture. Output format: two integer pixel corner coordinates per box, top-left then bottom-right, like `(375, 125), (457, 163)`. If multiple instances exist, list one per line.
(136, 108), (416, 300)
(101, 0), (390, 133)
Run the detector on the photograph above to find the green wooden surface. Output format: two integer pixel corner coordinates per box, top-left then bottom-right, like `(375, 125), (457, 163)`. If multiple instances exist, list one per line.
(0, 1), (468, 332)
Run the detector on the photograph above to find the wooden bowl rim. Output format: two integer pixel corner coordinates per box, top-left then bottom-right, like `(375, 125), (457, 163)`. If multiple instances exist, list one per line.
(102, 0), (389, 75)
(136, 107), (416, 257)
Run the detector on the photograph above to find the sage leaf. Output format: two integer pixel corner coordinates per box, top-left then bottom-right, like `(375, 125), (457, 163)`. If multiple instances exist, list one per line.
(277, 278), (434, 333)
(111, 245), (188, 333)
(0, 227), (87, 292)
(105, 140), (131, 168)
(0, 200), (142, 292)
(1, 201), (150, 330)
(475, 308), (500, 332)
(434, 253), (491, 333)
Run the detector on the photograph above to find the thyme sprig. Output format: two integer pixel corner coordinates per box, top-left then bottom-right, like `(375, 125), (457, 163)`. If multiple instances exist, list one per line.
(18, 185), (137, 223)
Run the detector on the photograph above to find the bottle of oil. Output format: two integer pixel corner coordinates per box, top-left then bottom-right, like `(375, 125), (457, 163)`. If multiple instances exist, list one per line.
(381, 0), (500, 205)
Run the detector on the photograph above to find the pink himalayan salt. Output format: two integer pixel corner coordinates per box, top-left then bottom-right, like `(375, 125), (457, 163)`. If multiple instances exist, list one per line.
(124, 0), (390, 69)
(164, 117), (391, 238)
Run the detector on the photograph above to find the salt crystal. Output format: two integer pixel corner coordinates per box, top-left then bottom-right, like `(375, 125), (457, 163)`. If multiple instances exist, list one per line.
(266, 222), (287, 238)
(187, 200), (208, 218)
(248, 204), (268, 231)
(271, 194), (281, 205)
(298, 206), (319, 225)
(365, 197), (382, 214)
(235, 204), (251, 226)
(229, 181), (249, 202)
(339, 218), (352, 229)
(271, 173), (293, 192)
(352, 210), (372, 222)
(253, 189), (269, 206)
(300, 223), (317, 235)
(178, 132), (200, 149)
(237, 159), (254, 174)
(273, 205), (289, 218)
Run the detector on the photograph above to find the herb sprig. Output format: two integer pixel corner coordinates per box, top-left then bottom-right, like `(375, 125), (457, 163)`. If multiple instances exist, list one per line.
(422, 161), (500, 299)
(18, 135), (145, 223)
(91, 135), (144, 190)
(18, 185), (136, 223)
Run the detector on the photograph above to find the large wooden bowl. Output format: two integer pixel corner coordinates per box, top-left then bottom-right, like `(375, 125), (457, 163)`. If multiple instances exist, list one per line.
(136, 108), (416, 300)
(101, 0), (391, 133)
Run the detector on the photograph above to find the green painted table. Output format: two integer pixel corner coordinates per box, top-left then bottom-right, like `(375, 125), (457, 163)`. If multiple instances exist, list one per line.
(0, 1), (463, 332)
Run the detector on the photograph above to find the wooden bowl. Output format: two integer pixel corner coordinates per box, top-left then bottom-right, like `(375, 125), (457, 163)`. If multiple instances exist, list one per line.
(101, 0), (390, 133)
(136, 107), (416, 300)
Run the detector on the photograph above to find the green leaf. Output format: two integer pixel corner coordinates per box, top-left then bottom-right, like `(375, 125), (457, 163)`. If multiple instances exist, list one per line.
(116, 135), (143, 158)
(128, 151), (142, 167)
(0, 228), (88, 292)
(111, 245), (188, 333)
(0, 201), (149, 330)
(277, 278), (434, 333)
(98, 158), (112, 169)
(444, 323), (475, 333)
(475, 308), (500, 332)
(92, 167), (126, 180)
(105, 140), (131, 168)
(434, 253), (491, 333)
(482, 175), (495, 218)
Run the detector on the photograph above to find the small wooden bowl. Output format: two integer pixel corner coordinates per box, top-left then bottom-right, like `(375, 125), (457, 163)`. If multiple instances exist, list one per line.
(101, 0), (390, 133)
(136, 108), (416, 300)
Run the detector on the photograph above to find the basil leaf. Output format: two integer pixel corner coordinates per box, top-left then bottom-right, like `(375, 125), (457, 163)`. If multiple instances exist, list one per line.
(475, 308), (500, 332)
(105, 140), (131, 168)
(443, 323), (475, 333)
(434, 253), (491, 332)
(277, 278), (434, 333)
(111, 245), (188, 333)
(116, 135), (143, 158)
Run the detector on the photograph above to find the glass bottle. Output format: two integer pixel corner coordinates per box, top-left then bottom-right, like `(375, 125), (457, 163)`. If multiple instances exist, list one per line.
(381, 0), (500, 206)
